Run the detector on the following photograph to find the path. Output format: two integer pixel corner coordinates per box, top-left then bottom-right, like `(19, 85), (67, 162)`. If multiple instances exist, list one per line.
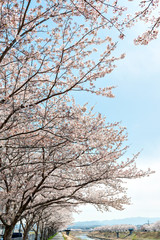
(51, 232), (64, 240)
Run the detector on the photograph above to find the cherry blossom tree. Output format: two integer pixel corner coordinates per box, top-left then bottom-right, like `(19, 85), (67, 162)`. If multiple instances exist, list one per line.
(0, 0), (129, 177)
(0, 96), (152, 239)
(0, 1), (154, 239)
(0, 0), (128, 135)
(110, 224), (137, 233)
(93, 224), (137, 239)
(94, 225), (113, 232)
(38, 206), (73, 240)
(153, 221), (160, 232)
(20, 205), (73, 240)
(94, 224), (137, 232)
(141, 221), (160, 232)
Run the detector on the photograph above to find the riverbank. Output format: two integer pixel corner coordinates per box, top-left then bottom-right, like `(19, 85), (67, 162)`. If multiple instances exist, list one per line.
(87, 231), (160, 240)
(66, 230), (160, 240)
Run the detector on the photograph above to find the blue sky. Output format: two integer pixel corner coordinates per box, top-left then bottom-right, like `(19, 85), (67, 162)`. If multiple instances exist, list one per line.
(72, 23), (160, 222)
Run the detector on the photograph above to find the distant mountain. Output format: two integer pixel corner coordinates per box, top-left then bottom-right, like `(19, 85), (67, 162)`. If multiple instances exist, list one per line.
(68, 217), (160, 229)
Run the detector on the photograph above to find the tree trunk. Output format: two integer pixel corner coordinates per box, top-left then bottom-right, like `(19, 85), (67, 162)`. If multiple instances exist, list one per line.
(40, 224), (44, 240)
(23, 222), (33, 240)
(3, 225), (14, 240)
(23, 228), (29, 240)
(34, 221), (39, 240)
(43, 228), (47, 240)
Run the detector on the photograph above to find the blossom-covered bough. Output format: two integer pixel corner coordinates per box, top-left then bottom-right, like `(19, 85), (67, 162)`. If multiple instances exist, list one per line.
(0, 0), (156, 239)
(126, 0), (160, 45)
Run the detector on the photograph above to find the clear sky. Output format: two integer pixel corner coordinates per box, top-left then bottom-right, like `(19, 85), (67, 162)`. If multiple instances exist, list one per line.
(72, 22), (160, 222)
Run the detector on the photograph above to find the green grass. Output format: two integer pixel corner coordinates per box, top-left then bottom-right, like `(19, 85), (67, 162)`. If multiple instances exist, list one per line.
(48, 232), (58, 240)
(129, 231), (160, 240)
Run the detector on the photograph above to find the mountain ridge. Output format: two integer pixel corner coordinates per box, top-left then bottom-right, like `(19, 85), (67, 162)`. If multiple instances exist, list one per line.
(69, 217), (160, 229)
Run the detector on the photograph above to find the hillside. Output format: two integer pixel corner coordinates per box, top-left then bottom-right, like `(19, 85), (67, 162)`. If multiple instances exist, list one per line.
(69, 217), (160, 229)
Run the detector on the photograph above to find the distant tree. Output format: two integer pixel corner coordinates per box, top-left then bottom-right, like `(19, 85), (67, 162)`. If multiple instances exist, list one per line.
(110, 224), (137, 233)
(141, 223), (152, 232)
(94, 224), (137, 233)
(94, 225), (112, 232)
(152, 221), (160, 232)
(141, 221), (160, 232)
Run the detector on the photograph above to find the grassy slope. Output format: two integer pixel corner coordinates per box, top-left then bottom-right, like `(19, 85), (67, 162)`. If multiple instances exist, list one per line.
(87, 231), (160, 240)
(48, 233), (58, 240)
